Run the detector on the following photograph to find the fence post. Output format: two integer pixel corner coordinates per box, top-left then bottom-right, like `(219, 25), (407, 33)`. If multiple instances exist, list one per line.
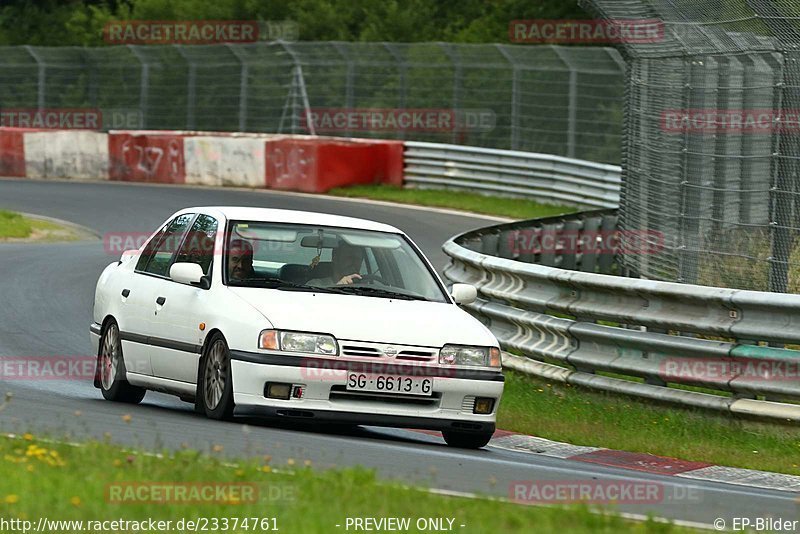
(496, 45), (520, 151)
(173, 45), (196, 130)
(226, 44), (249, 131)
(23, 46), (45, 110)
(277, 41), (314, 135)
(552, 46), (577, 159)
(127, 46), (150, 130)
(383, 43), (407, 140)
(332, 42), (355, 137)
(438, 43), (462, 144)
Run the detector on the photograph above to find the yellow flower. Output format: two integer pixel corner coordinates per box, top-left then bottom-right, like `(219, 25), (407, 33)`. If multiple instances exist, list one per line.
(121, 414), (132, 424)
(4, 494), (19, 504)
(70, 496), (81, 507)
(260, 465), (271, 473)
(22, 433), (33, 441)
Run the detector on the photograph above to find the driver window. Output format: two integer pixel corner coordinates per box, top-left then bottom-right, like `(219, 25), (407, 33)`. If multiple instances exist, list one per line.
(137, 213), (194, 277)
(175, 215), (218, 277)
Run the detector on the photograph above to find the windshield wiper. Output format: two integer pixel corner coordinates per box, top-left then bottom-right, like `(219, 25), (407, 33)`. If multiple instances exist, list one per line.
(328, 286), (430, 301)
(229, 277), (337, 293)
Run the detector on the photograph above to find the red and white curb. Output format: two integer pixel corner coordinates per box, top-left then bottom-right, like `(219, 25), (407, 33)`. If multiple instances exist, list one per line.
(490, 432), (800, 493)
(411, 429), (800, 493)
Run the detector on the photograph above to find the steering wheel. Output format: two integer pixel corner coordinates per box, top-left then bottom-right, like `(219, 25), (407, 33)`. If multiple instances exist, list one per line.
(353, 273), (387, 285)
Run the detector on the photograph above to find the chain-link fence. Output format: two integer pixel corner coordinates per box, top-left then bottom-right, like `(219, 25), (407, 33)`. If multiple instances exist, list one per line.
(580, 0), (800, 293)
(0, 42), (624, 164)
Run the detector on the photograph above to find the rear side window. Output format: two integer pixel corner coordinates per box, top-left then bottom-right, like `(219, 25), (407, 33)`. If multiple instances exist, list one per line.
(136, 213), (194, 277)
(175, 214), (218, 276)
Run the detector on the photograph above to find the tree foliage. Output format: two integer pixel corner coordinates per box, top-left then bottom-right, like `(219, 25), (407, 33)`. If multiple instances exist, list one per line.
(0, 0), (589, 46)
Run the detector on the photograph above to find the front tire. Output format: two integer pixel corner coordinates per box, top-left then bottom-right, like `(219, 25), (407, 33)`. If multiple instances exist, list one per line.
(442, 430), (493, 449)
(200, 334), (234, 420)
(98, 321), (146, 404)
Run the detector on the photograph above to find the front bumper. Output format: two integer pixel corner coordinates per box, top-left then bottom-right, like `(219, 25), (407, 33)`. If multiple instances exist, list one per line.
(230, 351), (504, 433)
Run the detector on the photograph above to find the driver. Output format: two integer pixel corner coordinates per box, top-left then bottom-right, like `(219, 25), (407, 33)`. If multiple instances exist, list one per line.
(308, 242), (363, 286)
(228, 239), (255, 281)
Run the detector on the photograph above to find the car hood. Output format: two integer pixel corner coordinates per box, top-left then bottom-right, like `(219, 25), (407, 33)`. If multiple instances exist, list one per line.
(227, 287), (497, 347)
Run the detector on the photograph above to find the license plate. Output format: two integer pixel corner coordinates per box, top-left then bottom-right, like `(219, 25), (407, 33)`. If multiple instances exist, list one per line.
(346, 373), (433, 396)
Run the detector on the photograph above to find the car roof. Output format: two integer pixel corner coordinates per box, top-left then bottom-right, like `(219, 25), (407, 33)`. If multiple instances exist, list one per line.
(178, 206), (403, 234)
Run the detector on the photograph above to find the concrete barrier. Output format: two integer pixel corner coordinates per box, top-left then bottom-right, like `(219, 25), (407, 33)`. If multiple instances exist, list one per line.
(184, 136), (266, 188)
(265, 137), (403, 192)
(24, 131), (108, 180)
(0, 129), (26, 177)
(108, 132), (184, 183)
(1, 128), (405, 192)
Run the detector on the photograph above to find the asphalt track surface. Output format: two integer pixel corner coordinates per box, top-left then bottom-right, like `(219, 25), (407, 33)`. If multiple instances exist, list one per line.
(0, 178), (797, 529)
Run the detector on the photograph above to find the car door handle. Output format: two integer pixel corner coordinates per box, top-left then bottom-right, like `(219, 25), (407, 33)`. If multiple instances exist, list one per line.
(121, 289), (130, 298)
(156, 297), (166, 306)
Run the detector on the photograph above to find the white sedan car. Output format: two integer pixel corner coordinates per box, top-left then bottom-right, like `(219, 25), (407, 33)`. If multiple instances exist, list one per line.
(90, 207), (504, 448)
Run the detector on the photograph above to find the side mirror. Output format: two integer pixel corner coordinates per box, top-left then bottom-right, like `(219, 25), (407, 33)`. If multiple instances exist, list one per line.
(451, 283), (477, 305)
(120, 249), (138, 263)
(170, 262), (206, 287)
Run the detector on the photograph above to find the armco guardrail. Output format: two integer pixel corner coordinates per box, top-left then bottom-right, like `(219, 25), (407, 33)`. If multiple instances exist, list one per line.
(404, 141), (621, 209)
(443, 211), (800, 422)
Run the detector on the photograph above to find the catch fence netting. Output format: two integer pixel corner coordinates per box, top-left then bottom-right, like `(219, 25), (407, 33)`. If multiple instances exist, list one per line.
(581, 0), (800, 292)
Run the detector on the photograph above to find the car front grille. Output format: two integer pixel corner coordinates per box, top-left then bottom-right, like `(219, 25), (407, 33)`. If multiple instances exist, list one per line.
(340, 341), (437, 362)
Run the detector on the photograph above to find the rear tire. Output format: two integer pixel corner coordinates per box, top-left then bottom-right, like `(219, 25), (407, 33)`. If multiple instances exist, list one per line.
(200, 334), (235, 420)
(98, 321), (146, 404)
(442, 430), (493, 449)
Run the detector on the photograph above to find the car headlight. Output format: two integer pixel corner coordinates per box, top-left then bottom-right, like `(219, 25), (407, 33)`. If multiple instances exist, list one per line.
(259, 330), (338, 355)
(439, 345), (502, 367)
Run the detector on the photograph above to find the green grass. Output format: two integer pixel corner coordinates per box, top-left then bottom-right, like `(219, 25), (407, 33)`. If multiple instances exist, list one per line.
(0, 210), (81, 242)
(0, 434), (697, 533)
(498, 370), (800, 475)
(0, 210), (32, 238)
(328, 185), (575, 220)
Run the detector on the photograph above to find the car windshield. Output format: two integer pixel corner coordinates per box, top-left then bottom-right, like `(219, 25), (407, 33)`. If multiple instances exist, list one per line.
(224, 221), (448, 303)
